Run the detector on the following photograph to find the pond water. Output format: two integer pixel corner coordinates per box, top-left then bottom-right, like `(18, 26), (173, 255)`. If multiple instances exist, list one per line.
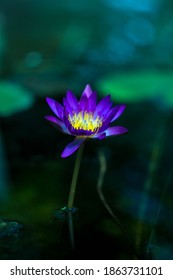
(0, 0), (173, 260)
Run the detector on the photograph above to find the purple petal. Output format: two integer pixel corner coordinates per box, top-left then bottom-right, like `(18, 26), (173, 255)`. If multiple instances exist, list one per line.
(45, 115), (68, 133)
(61, 137), (86, 158)
(82, 84), (93, 98)
(79, 94), (89, 111)
(66, 90), (79, 112)
(105, 126), (128, 137)
(92, 132), (106, 139)
(94, 95), (112, 118)
(63, 97), (73, 116)
(88, 91), (97, 112)
(104, 106), (120, 122)
(46, 97), (64, 120)
(71, 128), (94, 137)
(98, 106), (119, 133)
(111, 105), (126, 122)
(62, 112), (73, 133)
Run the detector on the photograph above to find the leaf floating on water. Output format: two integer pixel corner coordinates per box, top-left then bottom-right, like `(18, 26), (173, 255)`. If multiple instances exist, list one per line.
(97, 71), (173, 109)
(0, 81), (34, 117)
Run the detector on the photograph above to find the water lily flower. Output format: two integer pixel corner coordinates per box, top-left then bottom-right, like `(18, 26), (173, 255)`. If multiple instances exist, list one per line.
(45, 85), (128, 158)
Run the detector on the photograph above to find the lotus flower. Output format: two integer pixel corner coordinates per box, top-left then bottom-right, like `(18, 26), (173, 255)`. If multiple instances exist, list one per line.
(45, 85), (128, 158)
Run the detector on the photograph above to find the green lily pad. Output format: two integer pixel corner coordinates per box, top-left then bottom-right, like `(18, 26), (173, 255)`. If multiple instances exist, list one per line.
(97, 71), (173, 107)
(0, 81), (34, 117)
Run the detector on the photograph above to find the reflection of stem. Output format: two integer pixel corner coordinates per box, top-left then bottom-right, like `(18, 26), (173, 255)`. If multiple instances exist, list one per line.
(97, 151), (135, 252)
(97, 151), (121, 227)
(67, 144), (84, 250)
(68, 211), (75, 251)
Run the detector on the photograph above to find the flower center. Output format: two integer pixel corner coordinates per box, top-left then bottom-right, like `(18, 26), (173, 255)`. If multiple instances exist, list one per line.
(68, 111), (102, 132)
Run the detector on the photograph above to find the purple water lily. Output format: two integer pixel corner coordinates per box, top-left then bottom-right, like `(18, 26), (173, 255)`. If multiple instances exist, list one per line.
(45, 84), (128, 158)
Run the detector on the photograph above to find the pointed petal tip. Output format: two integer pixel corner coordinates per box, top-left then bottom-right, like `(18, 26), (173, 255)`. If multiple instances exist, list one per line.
(60, 137), (86, 158)
(66, 90), (79, 110)
(105, 126), (128, 137)
(85, 84), (92, 90)
(111, 104), (127, 123)
(45, 96), (54, 103)
(45, 115), (59, 123)
(121, 128), (128, 135)
(44, 115), (56, 122)
(61, 147), (77, 158)
(120, 104), (126, 110)
(44, 115), (49, 120)
(83, 84), (93, 98)
(61, 152), (68, 159)
(45, 97), (50, 104)
(117, 126), (128, 134)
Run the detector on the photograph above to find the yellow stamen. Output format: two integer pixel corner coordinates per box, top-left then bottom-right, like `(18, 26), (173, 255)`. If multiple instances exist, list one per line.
(68, 111), (102, 132)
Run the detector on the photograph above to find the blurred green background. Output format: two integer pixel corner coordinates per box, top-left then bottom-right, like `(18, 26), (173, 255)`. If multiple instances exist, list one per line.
(0, 0), (173, 260)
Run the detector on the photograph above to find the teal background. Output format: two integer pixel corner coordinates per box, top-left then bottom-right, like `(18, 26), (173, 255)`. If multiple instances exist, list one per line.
(0, 0), (173, 259)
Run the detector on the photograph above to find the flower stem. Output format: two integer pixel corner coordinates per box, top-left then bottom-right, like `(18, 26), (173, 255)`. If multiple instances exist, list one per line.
(67, 144), (84, 250)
